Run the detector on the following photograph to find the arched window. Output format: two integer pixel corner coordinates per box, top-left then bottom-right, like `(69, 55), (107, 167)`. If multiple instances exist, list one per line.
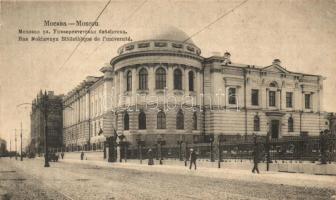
(155, 68), (166, 89)
(288, 117), (294, 132)
(124, 112), (129, 130)
(157, 111), (166, 129)
(188, 71), (194, 91)
(176, 109), (184, 129)
(174, 69), (182, 90)
(126, 71), (132, 91)
(138, 111), (146, 130)
(254, 115), (260, 131)
(192, 112), (197, 130)
(139, 68), (148, 90)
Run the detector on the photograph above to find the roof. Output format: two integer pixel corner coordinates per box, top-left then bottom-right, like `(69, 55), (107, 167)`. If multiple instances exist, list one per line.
(138, 26), (195, 45)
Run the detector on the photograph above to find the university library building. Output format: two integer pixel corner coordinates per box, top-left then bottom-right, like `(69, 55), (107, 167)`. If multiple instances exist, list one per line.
(54, 27), (332, 160)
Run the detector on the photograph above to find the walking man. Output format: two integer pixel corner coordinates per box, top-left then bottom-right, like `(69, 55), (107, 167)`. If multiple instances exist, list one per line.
(189, 148), (197, 170)
(252, 146), (260, 174)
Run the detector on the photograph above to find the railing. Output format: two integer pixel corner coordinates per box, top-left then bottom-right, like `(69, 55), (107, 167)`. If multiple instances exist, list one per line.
(46, 135), (336, 165)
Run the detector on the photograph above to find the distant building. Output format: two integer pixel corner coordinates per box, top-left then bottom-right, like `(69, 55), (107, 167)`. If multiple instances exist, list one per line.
(0, 138), (6, 154)
(62, 27), (329, 149)
(30, 91), (63, 153)
(328, 113), (336, 134)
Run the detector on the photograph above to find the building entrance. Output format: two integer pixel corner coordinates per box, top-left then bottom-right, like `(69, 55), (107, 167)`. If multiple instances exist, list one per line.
(271, 120), (280, 139)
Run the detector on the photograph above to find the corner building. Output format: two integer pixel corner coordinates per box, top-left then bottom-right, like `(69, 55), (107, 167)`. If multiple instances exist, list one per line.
(63, 27), (329, 149)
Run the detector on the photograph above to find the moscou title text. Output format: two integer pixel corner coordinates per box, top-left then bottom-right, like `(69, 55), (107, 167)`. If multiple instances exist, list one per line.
(17, 20), (132, 42)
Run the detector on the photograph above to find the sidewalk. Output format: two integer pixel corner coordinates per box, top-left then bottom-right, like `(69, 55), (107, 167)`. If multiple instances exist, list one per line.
(59, 157), (336, 190)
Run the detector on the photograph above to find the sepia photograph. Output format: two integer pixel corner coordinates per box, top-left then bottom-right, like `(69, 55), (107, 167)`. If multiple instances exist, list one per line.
(0, 0), (336, 199)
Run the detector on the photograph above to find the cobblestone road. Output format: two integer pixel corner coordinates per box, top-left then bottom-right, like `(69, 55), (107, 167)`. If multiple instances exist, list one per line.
(0, 158), (335, 200)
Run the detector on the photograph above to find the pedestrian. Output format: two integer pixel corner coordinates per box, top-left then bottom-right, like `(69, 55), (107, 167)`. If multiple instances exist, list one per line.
(80, 151), (84, 160)
(61, 152), (64, 159)
(252, 146), (260, 174)
(189, 148), (197, 170)
(147, 148), (154, 165)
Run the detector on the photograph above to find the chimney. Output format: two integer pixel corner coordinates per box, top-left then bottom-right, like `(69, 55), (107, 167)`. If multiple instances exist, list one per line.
(272, 59), (281, 66)
(48, 91), (54, 96)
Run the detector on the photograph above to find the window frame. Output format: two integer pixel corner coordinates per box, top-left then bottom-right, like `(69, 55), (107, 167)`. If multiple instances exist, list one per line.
(269, 90), (276, 107)
(126, 71), (132, 91)
(139, 68), (148, 90)
(251, 89), (259, 106)
(124, 112), (129, 130)
(176, 109), (184, 130)
(188, 71), (194, 92)
(138, 111), (146, 130)
(305, 94), (311, 109)
(286, 92), (293, 108)
(174, 69), (183, 90)
(253, 115), (260, 131)
(228, 87), (237, 105)
(155, 68), (166, 90)
(288, 117), (294, 132)
(192, 112), (197, 130)
(157, 111), (166, 129)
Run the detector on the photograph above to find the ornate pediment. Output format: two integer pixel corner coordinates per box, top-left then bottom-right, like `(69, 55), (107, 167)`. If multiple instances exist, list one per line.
(262, 65), (290, 74)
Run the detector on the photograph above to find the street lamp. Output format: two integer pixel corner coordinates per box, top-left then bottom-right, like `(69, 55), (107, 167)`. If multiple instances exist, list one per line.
(177, 135), (184, 161)
(136, 134), (145, 164)
(157, 135), (166, 165)
(17, 91), (72, 167)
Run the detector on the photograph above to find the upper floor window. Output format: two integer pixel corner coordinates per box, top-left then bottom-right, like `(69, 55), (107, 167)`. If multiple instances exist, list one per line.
(286, 92), (293, 108)
(157, 111), (166, 129)
(139, 68), (148, 90)
(124, 112), (129, 130)
(269, 91), (276, 107)
(192, 112), (197, 130)
(126, 71), (132, 91)
(155, 68), (166, 89)
(288, 117), (294, 132)
(174, 69), (182, 90)
(305, 94), (311, 109)
(176, 109), (184, 129)
(251, 89), (259, 106)
(228, 88), (236, 104)
(188, 71), (194, 91)
(254, 115), (260, 131)
(138, 111), (146, 130)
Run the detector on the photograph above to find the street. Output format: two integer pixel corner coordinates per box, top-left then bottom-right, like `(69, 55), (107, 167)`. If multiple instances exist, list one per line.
(0, 158), (335, 200)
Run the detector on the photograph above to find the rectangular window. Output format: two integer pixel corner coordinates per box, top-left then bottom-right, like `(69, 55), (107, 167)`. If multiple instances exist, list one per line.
(228, 88), (236, 105)
(251, 89), (259, 106)
(305, 94), (311, 109)
(269, 91), (276, 107)
(286, 92), (293, 108)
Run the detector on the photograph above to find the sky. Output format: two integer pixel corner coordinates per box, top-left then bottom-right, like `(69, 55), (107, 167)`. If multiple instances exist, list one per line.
(0, 0), (336, 148)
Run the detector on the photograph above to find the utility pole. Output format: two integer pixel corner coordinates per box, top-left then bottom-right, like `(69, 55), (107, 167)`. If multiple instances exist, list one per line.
(15, 129), (17, 160)
(9, 137), (12, 159)
(20, 121), (23, 161)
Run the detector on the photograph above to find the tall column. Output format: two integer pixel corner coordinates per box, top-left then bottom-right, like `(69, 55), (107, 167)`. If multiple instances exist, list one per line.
(149, 65), (155, 92)
(132, 67), (137, 106)
(167, 65), (174, 92)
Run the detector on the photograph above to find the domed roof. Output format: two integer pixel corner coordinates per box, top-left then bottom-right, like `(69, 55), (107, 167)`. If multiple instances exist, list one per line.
(138, 26), (195, 45)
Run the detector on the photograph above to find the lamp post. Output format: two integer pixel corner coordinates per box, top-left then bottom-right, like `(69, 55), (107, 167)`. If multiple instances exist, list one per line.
(136, 134), (145, 164)
(118, 134), (125, 162)
(157, 135), (165, 165)
(14, 129), (17, 160)
(177, 135), (184, 161)
(20, 121), (23, 161)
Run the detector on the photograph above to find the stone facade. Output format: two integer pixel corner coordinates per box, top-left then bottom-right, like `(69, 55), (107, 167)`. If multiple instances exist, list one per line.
(30, 91), (63, 153)
(62, 27), (329, 148)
